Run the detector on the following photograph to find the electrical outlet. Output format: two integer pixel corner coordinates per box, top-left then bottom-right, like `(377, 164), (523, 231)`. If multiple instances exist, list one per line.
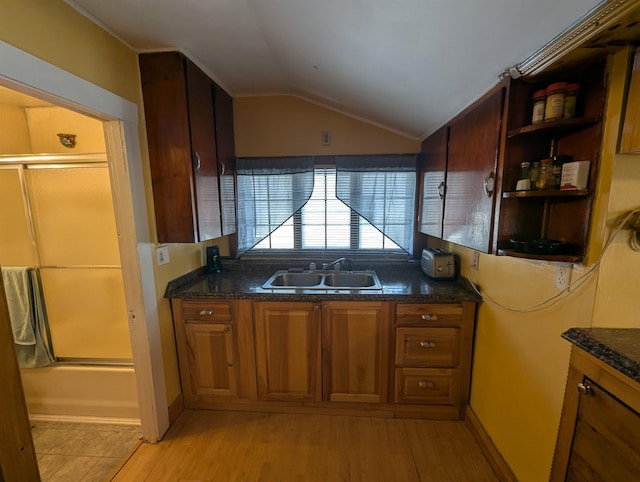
(471, 251), (479, 270)
(156, 246), (170, 266)
(555, 264), (572, 290)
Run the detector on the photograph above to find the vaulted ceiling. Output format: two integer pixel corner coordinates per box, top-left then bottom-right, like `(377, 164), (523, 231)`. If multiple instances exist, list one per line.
(66, 0), (603, 139)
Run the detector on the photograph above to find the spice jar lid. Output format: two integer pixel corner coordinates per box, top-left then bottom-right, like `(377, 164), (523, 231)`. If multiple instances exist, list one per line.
(540, 158), (552, 164)
(533, 89), (546, 98)
(565, 83), (580, 92)
(546, 82), (568, 93)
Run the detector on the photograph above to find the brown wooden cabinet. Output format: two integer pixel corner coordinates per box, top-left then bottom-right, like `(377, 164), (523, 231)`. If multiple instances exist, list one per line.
(140, 51), (235, 243)
(495, 60), (607, 263)
(171, 300), (240, 404)
(419, 58), (607, 263)
(253, 301), (322, 401)
(322, 301), (390, 404)
(620, 47), (640, 154)
(418, 125), (448, 238)
(213, 84), (237, 239)
(444, 87), (505, 253)
(550, 344), (640, 481)
(393, 302), (476, 419)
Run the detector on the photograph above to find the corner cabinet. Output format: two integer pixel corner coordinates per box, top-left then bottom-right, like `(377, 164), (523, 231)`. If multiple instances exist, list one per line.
(140, 52), (236, 243)
(420, 57), (607, 263)
(495, 60), (606, 263)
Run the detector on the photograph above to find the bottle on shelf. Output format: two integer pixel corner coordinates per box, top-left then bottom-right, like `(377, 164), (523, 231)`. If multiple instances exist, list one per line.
(530, 161), (540, 190)
(536, 159), (555, 190)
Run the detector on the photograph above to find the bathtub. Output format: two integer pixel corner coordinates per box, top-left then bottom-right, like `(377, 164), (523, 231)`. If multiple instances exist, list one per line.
(20, 364), (140, 423)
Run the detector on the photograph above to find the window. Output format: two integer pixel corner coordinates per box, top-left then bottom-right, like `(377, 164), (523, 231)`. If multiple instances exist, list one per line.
(237, 155), (417, 256)
(254, 168), (402, 251)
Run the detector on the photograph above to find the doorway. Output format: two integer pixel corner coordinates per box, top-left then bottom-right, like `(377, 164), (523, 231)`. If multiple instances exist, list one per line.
(0, 40), (168, 445)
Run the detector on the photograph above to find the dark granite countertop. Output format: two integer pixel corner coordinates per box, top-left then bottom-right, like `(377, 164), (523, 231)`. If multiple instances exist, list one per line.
(562, 328), (640, 384)
(165, 260), (481, 303)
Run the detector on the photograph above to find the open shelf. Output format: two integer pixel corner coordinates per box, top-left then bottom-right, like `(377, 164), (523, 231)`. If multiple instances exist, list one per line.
(497, 249), (584, 263)
(502, 189), (591, 199)
(507, 117), (601, 139)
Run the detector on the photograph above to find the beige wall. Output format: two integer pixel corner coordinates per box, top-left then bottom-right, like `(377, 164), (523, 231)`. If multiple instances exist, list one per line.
(234, 95), (420, 157)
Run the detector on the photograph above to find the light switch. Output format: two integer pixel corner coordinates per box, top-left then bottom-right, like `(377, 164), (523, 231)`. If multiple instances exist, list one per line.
(156, 246), (170, 265)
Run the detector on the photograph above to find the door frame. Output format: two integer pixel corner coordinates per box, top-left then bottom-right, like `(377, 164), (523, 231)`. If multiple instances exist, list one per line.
(0, 40), (169, 442)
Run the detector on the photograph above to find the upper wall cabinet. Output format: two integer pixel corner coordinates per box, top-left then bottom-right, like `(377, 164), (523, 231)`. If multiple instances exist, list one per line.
(420, 58), (607, 262)
(140, 52), (236, 243)
(496, 60), (606, 263)
(418, 125), (448, 238)
(419, 86), (505, 253)
(213, 84), (237, 238)
(620, 47), (640, 154)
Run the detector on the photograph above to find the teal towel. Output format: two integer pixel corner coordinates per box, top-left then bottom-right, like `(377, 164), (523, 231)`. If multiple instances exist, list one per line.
(2, 267), (36, 345)
(1, 267), (54, 368)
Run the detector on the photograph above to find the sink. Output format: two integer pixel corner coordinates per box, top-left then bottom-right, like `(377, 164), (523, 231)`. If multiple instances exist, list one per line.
(324, 272), (380, 288)
(262, 270), (381, 290)
(267, 272), (323, 287)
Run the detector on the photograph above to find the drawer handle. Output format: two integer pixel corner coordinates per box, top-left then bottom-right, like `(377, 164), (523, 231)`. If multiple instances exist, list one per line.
(199, 310), (215, 316)
(418, 380), (434, 389)
(421, 313), (438, 321)
(419, 340), (436, 348)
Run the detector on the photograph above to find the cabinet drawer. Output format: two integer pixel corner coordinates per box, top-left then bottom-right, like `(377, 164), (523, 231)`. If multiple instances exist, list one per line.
(395, 327), (459, 367)
(182, 301), (233, 323)
(395, 368), (459, 405)
(396, 303), (462, 326)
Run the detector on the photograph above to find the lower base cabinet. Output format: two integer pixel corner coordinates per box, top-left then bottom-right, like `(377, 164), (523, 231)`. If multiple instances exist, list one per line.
(171, 298), (476, 419)
(550, 346), (640, 481)
(253, 301), (321, 401)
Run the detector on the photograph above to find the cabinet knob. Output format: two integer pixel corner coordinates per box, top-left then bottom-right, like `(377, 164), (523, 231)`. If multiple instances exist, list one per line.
(219, 160), (226, 176)
(194, 151), (201, 171)
(437, 181), (445, 200)
(199, 310), (214, 316)
(419, 340), (436, 348)
(421, 313), (437, 321)
(577, 381), (593, 395)
(418, 380), (435, 389)
(483, 171), (495, 198)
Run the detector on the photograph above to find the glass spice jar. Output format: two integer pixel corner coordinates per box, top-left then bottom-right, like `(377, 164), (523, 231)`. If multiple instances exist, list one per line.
(563, 83), (580, 119)
(531, 89), (546, 124)
(544, 82), (568, 121)
(536, 159), (555, 190)
(530, 161), (540, 189)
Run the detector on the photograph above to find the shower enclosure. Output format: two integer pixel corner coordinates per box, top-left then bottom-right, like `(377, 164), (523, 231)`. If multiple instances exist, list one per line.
(0, 154), (138, 420)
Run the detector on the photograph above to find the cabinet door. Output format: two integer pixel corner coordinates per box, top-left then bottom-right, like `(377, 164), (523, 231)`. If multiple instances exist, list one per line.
(322, 301), (390, 403)
(419, 125), (448, 237)
(213, 84), (237, 238)
(139, 52), (223, 242)
(184, 323), (236, 397)
(254, 302), (322, 401)
(564, 378), (640, 481)
(444, 88), (504, 252)
(185, 61), (222, 241)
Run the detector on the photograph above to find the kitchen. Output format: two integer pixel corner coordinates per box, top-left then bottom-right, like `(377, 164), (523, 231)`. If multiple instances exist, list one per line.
(1, 1), (640, 481)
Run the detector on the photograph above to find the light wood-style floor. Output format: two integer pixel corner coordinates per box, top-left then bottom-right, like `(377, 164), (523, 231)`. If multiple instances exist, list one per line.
(111, 410), (498, 481)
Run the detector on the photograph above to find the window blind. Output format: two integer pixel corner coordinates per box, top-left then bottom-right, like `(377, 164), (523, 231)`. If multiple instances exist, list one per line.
(335, 155), (417, 254)
(236, 157), (314, 253)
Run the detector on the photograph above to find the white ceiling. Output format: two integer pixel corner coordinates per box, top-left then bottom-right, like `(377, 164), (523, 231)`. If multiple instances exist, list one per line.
(66, 0), (602, 139)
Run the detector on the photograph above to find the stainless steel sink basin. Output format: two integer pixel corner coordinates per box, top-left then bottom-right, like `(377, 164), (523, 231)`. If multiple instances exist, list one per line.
(262, 270), (381, 290)
(324, 272), (379, 288)
(267, 272), (323, 287)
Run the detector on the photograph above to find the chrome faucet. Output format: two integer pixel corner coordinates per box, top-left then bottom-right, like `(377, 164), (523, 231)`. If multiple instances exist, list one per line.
(322, 257), (352, 271)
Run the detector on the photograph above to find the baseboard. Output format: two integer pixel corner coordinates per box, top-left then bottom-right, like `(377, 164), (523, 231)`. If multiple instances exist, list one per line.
(28, 413), (140, 426)
(168, 393), (185, 424)
(465, 405), (517, 482)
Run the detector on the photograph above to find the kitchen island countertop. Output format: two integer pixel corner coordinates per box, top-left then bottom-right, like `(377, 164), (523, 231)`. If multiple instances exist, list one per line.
(165, 260), (481, 303)
(562, 327), (640, 384)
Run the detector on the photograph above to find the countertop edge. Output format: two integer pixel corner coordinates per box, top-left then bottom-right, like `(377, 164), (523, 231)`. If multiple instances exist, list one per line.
(562, 327), (640, 385)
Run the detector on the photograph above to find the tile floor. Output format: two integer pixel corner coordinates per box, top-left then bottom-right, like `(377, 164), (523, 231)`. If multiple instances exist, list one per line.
(30, 420), (141, 482)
